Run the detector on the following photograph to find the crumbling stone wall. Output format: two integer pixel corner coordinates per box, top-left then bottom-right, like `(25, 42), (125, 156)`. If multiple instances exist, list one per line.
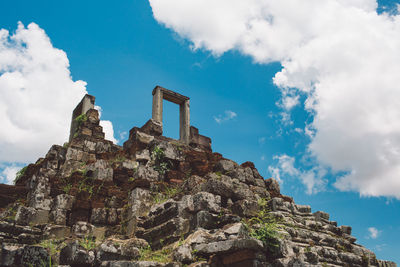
(0, 93), (395, 267)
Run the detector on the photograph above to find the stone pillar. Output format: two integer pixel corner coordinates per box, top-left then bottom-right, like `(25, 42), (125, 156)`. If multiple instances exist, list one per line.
(69, 94), (95, 142)
(152, 88), (163, 123)
(180, 99), (190, 144)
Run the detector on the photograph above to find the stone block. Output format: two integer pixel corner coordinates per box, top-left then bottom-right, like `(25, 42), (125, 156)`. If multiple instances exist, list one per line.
(193, 238), (264, 255)
(231, 199), (259, 217)
(264, 178), (280, 196)
(215, 160), (236, 173)
(314, 211), (330, 221)
(140, 119), (163, 137)
(72, 221), (94, 237)
(341, 225), (352, 235)
(192, 192), (221, 213)
(15, 206), (49, 226)
(44, 224), (71, 239)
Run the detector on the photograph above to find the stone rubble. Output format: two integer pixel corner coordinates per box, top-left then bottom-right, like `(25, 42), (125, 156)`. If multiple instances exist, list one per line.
(0, 94), (395, 267)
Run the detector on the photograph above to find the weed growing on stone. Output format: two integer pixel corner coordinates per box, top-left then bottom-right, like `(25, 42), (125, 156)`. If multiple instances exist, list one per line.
(151, 145), (171, 176)
(153, 186), (182, 204)
(14, 166), (27, 184)
(75, 114), (87, 125)
(79, 235), (96, 251)
(139, 245), (172, 263)
(244, 198), (282, 257)
(62, 184), (72, 194)
(191, 248), (207, 262)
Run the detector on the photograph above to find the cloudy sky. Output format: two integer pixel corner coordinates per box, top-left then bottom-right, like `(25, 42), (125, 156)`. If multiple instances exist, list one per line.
(1, 0), (399, 262)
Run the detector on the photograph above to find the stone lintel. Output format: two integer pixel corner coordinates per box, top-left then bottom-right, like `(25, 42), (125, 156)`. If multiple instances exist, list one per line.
(152, 85), (190, 105)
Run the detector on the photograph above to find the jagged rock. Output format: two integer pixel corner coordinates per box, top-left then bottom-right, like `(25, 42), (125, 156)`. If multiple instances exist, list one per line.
(87, 159), (113, 181)
(15, 206), (49, 226)
(72, 221), (94, 237)
(341, 225), (352, 235)
(96, 239), (140, 261)
(199, 174), (234, 199)
(192, 192), (221, 213)
(100, 262), (177, 267)
(60, 240), (96, 266)
(193, 238), (264, 255)
(141, 119), (163, 137)
(265, 178), (280, 195)
(44, 224), (71, 239)
(214, 159), (236, 173)
(174, 244), (192, 263)
(313, 211), (329, 221)
(231, 199), (259, 217)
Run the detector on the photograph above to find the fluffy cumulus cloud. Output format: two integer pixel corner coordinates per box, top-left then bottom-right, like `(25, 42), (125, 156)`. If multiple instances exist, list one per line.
(149, 0), (400, 198)
(0, 165), (21, 184)
(0, 22), (116, 165)
(214, 110), (237, 124)
(268, 154), (326, 194)
(368, 227), (380, 239)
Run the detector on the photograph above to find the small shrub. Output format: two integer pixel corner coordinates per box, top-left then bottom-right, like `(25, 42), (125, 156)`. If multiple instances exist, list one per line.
(151, 146), (171, 176)
(14, 166), (27, 184)
(79, 235), (96, 250)
(245, 198), (282, 257)
(62, 184), (72, 194)
(75, 114), (87, 124)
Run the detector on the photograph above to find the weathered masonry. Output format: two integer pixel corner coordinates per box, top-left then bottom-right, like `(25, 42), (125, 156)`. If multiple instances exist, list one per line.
(69, 86), (212, 151)
(152, 86), (190, 144)
(69, 94), (95, 142)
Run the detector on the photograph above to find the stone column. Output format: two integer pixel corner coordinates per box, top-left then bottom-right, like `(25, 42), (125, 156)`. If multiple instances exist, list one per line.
(152, 87), (163, 123)
(180, 99), (190, 144)
(69, 94), (95, 142)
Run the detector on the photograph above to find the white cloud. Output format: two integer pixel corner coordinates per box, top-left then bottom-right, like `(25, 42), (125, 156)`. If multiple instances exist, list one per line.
(0, 23), (116, 165)
(268, 154), (326, 194)
(149, 0), (400, 198)
(0, 165), (21, 184)
(368, 227), (380, 239)
(214, 110), (237, 124)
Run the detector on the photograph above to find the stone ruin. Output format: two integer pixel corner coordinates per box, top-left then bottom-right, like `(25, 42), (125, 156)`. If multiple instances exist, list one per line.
(0, 86), (396, 267)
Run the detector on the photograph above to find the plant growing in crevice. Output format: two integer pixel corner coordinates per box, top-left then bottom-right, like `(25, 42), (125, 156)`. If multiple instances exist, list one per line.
(14, 166), (27, 184)
(139, 245), (172, 263)
(243, 198), (282, 258)
(152, 186), (182, 204)
(79, 235), (96, 250)
(62, 183), (72, 194)
(151, 145), (171, 176)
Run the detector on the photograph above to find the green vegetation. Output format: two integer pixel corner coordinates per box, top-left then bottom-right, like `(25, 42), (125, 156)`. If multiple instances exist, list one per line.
(79, 235), (96, 250)
(75, 114), (87, 125)
(244, 198), (282, 257)
(38, 239), (67, 267)
(153, 186), (182, 204)
(192, 248), (207, 262)
(151, 145), (170, 176)
(14, 166), (27, 184)
(139, 245), (172, 263)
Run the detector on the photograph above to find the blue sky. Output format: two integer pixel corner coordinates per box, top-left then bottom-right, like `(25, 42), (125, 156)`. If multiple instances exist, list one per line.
(1, 0), (399, 263)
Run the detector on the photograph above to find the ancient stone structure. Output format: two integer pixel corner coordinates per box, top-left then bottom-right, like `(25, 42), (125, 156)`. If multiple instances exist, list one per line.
(0, 88), (396, 267)
(69, 94), (96, 142)
(152, 86), (190, 144)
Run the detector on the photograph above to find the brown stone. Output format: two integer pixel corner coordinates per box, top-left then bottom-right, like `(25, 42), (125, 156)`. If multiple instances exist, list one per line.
(222, 249), (256, 265)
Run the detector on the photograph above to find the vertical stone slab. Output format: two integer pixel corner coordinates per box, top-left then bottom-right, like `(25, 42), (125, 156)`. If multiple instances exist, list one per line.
(152, 87), (163, 123)
(180, 99), (190, 144)
(69, 94), (95, 142)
